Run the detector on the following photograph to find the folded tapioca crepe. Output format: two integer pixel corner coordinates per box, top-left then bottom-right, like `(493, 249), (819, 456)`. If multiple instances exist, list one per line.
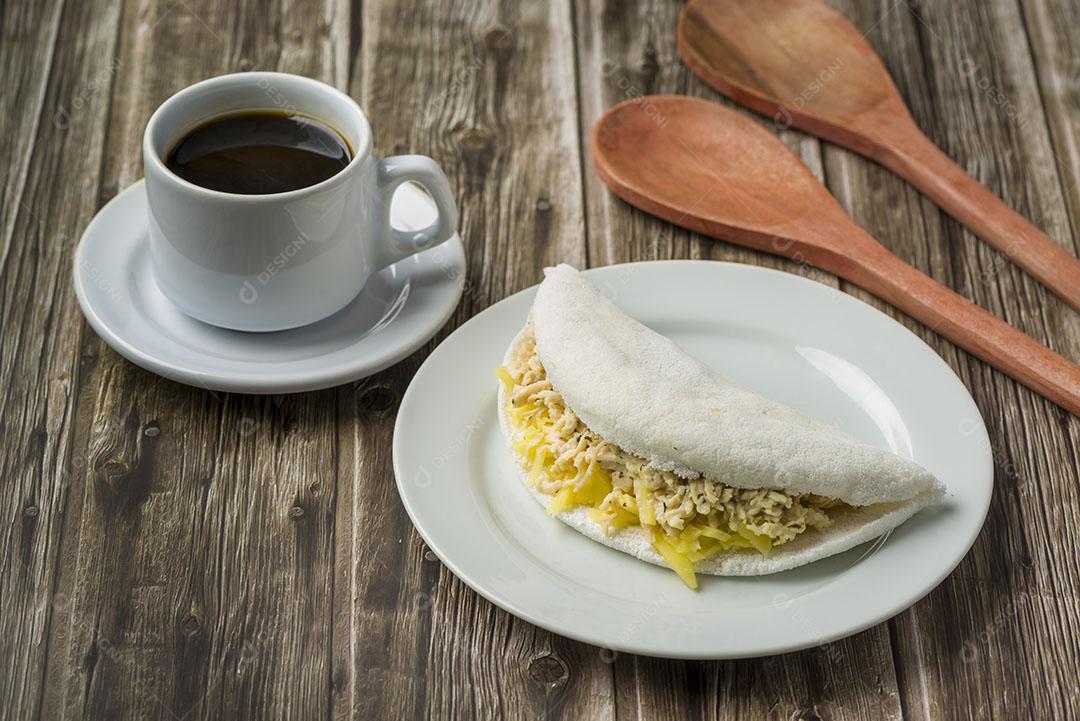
(496, 264), (944, 588)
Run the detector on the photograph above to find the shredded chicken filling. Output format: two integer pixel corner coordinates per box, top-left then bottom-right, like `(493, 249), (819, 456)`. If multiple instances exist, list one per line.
(504, 327), (838, 552)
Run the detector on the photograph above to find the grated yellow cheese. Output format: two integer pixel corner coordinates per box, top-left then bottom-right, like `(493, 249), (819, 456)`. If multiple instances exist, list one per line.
(499, 364), (791, 590)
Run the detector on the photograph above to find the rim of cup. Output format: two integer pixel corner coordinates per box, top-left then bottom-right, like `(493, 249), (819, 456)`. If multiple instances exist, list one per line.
(143, 71), (373, 203)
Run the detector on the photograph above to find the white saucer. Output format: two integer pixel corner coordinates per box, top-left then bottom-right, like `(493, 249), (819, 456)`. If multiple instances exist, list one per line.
(73, 180), (465, 393)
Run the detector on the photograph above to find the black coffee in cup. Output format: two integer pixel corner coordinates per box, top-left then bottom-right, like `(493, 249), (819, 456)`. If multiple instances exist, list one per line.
(165, 111), (352, 195)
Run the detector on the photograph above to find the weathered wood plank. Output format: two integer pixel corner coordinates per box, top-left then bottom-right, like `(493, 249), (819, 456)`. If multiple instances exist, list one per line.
(38, 1), (347, 719)
(1019, 0), (1080, 260)
(332, 0), (613, 719)
(820, 1), (1080, 719)
(0, 0), (64, 259)
(0, 1), (122, 719)
(574, 0), (905, 719)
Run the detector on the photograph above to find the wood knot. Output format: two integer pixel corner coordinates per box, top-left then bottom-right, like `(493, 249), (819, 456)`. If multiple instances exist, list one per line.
(238, 58), (255, 71)
(535, 198), (552, 213)
(482, 24), (514, 55)
(795, 711), (822, 721)
(639, 43), (660, 80)
(600, 58), (621, 77)
(143, 422), (160, 437)
(424, 550), (437, 562)
(459, 127), (494, 154)
(527, 653), (568, 686)
(288, 505), (306, 519)
(358, 386), (397, 414)
(101, 458), (129, 480)
(180, 614), (201, 636)
(238, 417), (259, 437)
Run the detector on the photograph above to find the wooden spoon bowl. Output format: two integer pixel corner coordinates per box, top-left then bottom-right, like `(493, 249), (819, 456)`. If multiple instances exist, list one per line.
(676, 0), (1080, 311)
(593, 96), (1080, 415)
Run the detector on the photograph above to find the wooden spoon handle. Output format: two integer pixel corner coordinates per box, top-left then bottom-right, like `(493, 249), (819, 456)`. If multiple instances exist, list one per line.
(879, 127), (1080, 311)
(843, 237), (1080, 415)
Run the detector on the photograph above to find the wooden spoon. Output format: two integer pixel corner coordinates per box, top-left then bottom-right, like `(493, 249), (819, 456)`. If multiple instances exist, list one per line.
(592, 96), (1080, 415)
(676, 0), (1080, 312)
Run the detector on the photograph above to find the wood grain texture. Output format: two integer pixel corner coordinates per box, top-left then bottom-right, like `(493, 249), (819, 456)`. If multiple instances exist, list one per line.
(333, 0), (609, 719)
(34, 1), (346, 719)
(0, 0), (121, 718)
(1021, 0), (1080, 234)
(0, 0), (1077, 719)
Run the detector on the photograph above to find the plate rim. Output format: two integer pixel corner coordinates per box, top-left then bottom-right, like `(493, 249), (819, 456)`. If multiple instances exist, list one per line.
(393, 259), (993, 659)
(73, 180), (465, 394)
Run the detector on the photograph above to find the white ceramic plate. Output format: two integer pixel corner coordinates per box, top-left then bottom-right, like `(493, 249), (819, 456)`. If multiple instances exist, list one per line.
(393, 261), (992, 659)
(73, 180), (465, 393)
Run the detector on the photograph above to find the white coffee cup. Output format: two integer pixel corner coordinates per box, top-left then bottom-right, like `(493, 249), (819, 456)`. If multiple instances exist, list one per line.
(143, 72), (458, 332)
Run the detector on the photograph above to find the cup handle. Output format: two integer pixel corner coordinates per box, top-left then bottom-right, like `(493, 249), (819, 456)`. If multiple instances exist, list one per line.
(374, 155), (459, 269)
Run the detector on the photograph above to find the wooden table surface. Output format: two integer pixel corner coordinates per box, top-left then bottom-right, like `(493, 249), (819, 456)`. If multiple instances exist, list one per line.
(3, 0), (1079, 718)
